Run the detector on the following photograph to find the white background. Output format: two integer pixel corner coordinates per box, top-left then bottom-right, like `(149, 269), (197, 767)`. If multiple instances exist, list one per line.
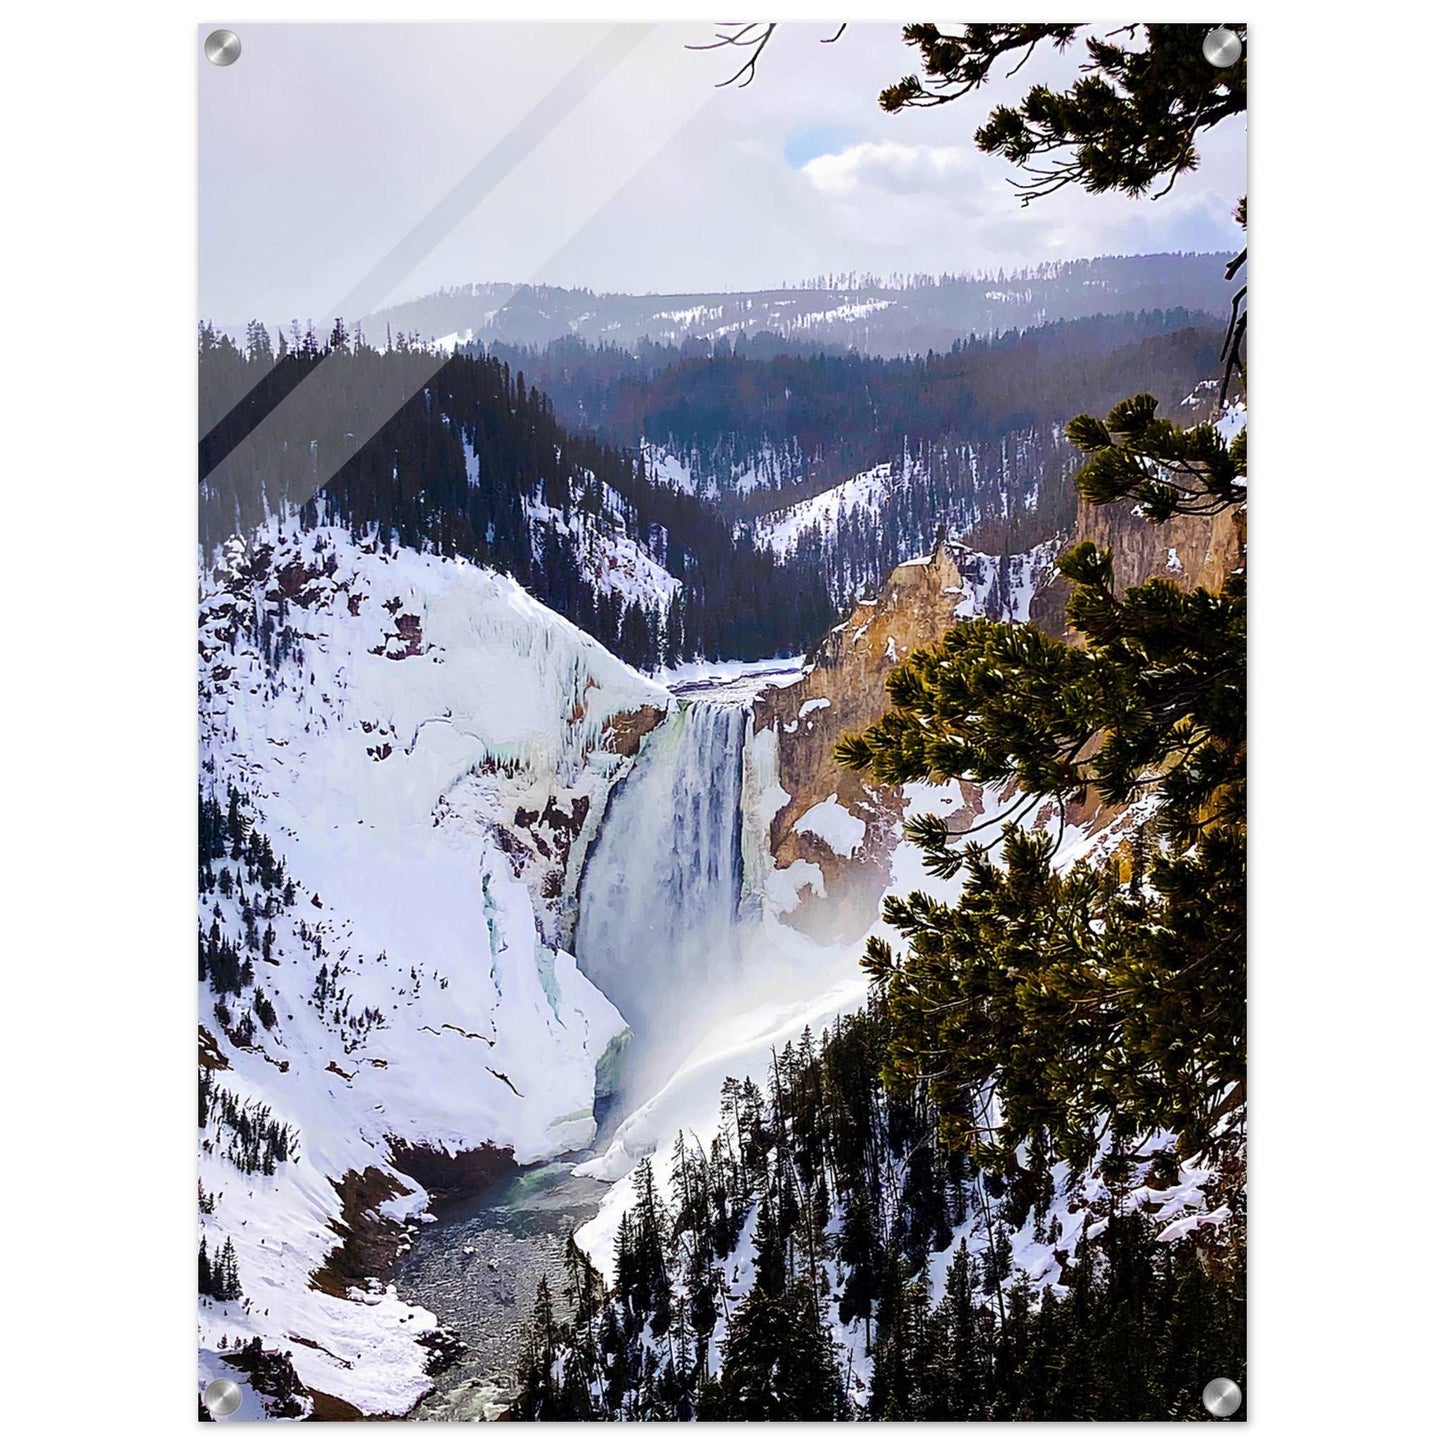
(4, 1), (1439, 1436)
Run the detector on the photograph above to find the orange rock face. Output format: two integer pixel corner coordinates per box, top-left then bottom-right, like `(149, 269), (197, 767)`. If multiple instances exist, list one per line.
(752, 487), (1242, 941)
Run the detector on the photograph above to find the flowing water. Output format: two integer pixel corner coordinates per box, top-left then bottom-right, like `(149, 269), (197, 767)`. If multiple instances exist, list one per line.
(397, 1161), (608, 1420)
(574, 699), (750, 1104)
(400, 675), (789, 1418)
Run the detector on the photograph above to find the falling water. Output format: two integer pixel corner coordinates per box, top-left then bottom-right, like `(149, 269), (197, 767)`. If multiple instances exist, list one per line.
(574, 700), (749, 1101)
(400, 680), (810, 1417)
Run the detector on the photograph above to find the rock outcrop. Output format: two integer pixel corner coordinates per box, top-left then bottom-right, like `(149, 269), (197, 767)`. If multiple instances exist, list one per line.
(1032, 500), (1243, 637)
(753, 547), (981, 940)
(755, 415), (1243, 941)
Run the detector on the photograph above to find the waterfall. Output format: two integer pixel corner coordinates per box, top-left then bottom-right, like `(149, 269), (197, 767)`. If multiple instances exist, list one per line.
(575, 700), (749, 1099)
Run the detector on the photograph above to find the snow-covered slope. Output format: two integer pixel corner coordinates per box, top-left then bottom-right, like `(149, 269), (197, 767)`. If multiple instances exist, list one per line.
(752, 460), (903, 557)
(197, 522), (669, 1414)
(747, 443), (1063, 616)
(641, 438), (807, 501)
(527, 473), (679, 612)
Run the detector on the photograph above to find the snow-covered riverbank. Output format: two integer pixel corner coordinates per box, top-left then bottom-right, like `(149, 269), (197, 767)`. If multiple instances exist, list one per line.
(197, 523), (669, 1416)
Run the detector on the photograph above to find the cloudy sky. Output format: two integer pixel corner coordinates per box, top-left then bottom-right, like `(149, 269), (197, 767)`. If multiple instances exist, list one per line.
(199, 22), (1246, 327)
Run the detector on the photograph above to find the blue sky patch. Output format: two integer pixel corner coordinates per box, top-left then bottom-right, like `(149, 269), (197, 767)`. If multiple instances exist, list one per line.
(783, 124), (859, 169)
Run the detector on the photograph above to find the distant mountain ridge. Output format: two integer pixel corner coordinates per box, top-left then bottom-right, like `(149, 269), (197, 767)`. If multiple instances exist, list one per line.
(366, 253), (1233, 358)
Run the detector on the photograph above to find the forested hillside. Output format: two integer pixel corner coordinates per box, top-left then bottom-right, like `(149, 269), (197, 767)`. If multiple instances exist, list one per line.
(197, 307), (1219, 665)
(509, 382), (1248, 1422)
(515, 1002), (1243, 1422)
(488, 311), (1223, 609)
(198, 328), (833, 668)
(494, 310), (1220, 510)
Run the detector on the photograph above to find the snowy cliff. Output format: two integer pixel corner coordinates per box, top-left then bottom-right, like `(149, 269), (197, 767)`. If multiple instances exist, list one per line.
(197, 522), (668, 1415)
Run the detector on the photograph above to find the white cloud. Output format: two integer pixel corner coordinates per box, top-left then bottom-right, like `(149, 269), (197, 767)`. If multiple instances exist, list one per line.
(800, 141), (977, 198)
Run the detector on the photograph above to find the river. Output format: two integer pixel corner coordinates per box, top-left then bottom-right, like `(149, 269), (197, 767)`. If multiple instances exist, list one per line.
(396, 1160), (608, 1420)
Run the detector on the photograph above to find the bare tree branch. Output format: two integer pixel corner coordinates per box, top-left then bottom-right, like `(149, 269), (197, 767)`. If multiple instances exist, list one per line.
(686, 21), (778, 89)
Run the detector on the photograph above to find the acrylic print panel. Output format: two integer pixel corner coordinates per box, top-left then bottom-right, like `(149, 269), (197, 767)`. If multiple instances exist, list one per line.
(198, 20), (1246, 1423)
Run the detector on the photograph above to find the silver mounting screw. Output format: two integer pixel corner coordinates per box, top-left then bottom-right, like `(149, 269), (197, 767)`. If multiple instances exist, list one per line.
(1202, 27), (1242, 70)
(203, 1378), (244, 1418)
(204, 30), (242, 68)
(1202, 1376), (1242, 1418)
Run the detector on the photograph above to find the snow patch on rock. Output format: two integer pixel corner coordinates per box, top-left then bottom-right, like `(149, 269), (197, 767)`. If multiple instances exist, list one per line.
(793, 793), (867, 857)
